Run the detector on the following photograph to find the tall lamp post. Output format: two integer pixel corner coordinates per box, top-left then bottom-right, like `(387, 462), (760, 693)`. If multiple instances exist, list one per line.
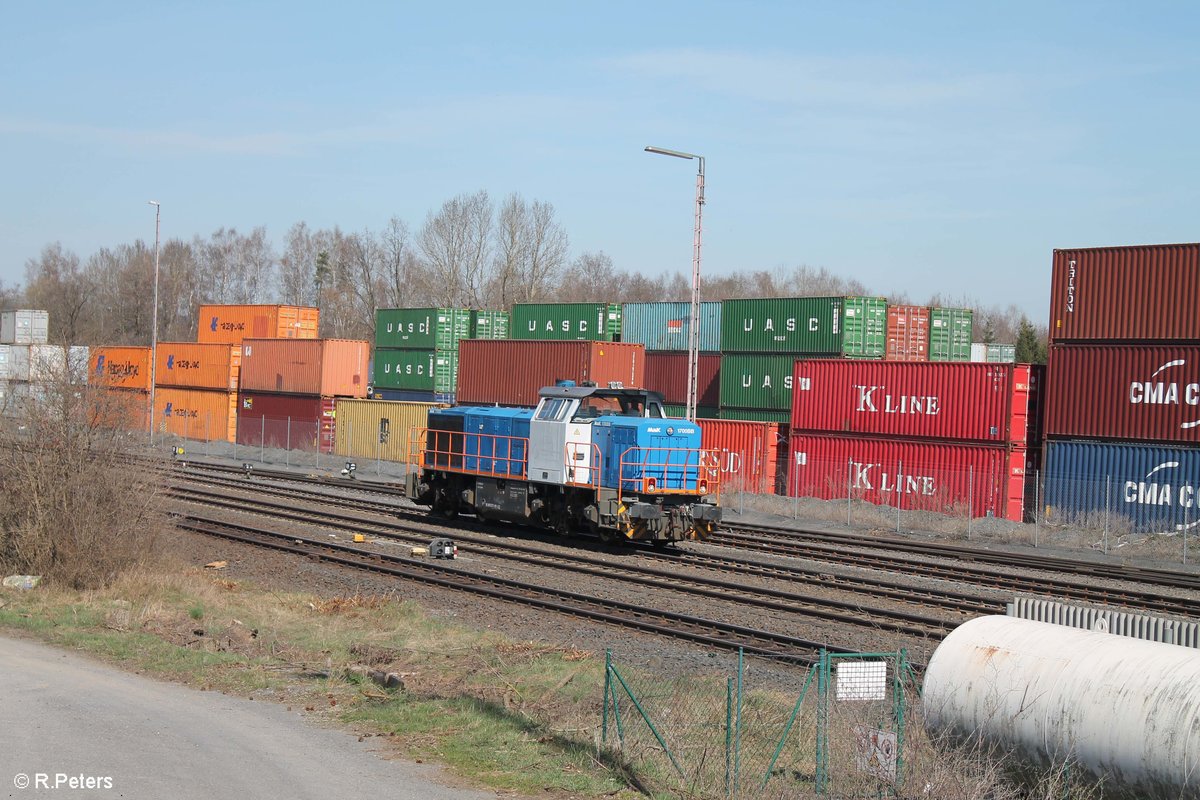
(645, 146), (705, 421)
(148, 200), (161, 444)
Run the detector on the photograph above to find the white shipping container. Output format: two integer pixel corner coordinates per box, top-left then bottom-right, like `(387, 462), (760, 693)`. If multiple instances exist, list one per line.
(0, 310), (50, 344)
(970, 343), (987, 363)
(0, 345), (11, 380)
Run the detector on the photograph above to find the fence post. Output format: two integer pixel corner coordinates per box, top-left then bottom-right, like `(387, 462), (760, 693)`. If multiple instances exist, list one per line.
(601, 650), (611, 745)
(725, 676), (733, 799)
(205, 411), (211, 457)
(846, 458), (852, 528)
(1034, 469), (1040, 548)
(1184, 503), (1190, 566)
(260, 415), (265, 464)
(967, 464), (973, 539)
(286, 416), (291, 467)
(815, 649), (829, 795)
(896, 460), (903, 534)
(734, 648), (743, 796)
(894, 649), (907, 788)
(1104, 475), (1111, 555)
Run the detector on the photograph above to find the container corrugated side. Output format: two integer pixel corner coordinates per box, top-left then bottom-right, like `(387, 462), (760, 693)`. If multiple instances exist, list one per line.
(1045, 344), (1200, 444)
(841, 297), (887, 358)
(929, 307), (973, 362)
(663, 404), (720, 419)
(89, 346), (153, 391)
(153, 387), (237, 442)
(334, 398), (444, 464)
(644, 352), (721, 406)
(718, 408), (791, 423)
(510, 303), (618, 341)
(154, 342), (241, 391)
(885, 305), (930, 362)
(1049, 243), (1200, 342)
(788, 433), (1028, 521)
(698, 419), (783, 494)
(0, 310), (49, 344)
(719, 353), (805, 411)
(791, 360), (1032, 445)
(240, 339), (369, 397)
(373, 348), (457, 393)
(197, 304), (320, 344)
(456, 340), (644, 406)
(1042, 439), (1200, 533)
(375, 308), (471, 350)
(93, 387), (150, 431)
(236, 391), (336, 453)
(621, 302), (722, 352)
(470, 310), (510, 340)
(720, 297), (844, 353)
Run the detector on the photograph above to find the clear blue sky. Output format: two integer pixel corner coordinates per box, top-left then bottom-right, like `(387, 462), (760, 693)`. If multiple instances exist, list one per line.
(2, 1), (1197, 325)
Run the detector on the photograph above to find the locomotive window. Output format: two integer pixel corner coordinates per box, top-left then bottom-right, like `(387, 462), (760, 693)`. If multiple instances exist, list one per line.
(536, 398), (570, 421)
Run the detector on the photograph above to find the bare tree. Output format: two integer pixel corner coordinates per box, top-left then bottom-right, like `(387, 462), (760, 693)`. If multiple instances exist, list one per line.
(418, 191), (493, 307)
(558, 251), (616, 302)
(489, 194), (569, 306)
(22, 243), (92, 344)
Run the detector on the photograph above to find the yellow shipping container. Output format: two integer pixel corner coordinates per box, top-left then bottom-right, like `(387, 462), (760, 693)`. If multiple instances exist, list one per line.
(334, 398), (444, 464)
(153, 387), (238, 443)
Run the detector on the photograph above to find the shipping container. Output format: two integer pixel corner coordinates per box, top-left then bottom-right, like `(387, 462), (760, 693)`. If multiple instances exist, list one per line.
(456, 340), (644, 407)
(697, 419), (785, 494)
(236, 391), (337, 453)
(197, 304), (320, 345)
(720, 353), (810, 412)
(89, 346), (153, 391)
(334, 398), (445, 464)
(972, 343), (1017, 363)
(1, 310), (49, 344)
(644, 352), (721, 406)
(720, 297), (844, 354)
(375, 308), (471, 350)
(240, 339), (369, 397)
(719, 408), (791, 423)
(791, 360), (1034, 445)
(1045, 344), (1200, 444)
(1042, 439), (1200, 534)
(470, 309), (510, 340)
(787, 434), (1028, 521)
(620, 301), (722, 352)
(510, 302), (622, 341)
(92, 387), (150, 431)
(929, 307), (973, 362)
(372, 348), (457, 393)
(371, 388), (456, 404)
(1048, 243), (1200, 342)
(663, 404), (720, 419)
(153, 387), (237, 443)
(154, 342), (241, 391)
(885, 305), (930, 362)
(842, 297), (888, 358)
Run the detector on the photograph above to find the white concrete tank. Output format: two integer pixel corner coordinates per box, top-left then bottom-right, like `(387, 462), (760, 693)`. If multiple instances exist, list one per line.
(922, 615), (1200, 798)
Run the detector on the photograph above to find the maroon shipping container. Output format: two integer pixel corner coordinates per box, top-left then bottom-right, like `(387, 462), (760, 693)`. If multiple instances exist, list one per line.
(644, 352), (721, 406)
(1048, 243), (1200, 342)
(697, 419), (785, 495)
(236, 391), (336, 453)
(456, 340), (645, 407)
(240, 339), (370, 397)
(787, 434), (1028, 521)
(885, 305), (929, 362)
(1045, 344), (1200, 444)
(791, 360), (1034, 445)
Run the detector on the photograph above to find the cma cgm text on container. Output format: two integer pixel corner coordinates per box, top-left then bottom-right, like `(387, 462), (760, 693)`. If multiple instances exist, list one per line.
(1046, 344), (1200, 444)
(1048, 243), (1200, 342)
(791, 360), (1036, 445)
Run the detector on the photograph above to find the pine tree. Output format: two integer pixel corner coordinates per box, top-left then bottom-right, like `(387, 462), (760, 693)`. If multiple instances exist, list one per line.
(1015, 317), (1047, 364)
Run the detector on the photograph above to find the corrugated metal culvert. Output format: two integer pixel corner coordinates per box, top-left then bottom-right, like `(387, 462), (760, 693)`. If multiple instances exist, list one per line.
(620, 301), (722, 352)
(510, 303), (622, 341)
(375, 308), (471, 350)
(720, 297), (844, 354)
(335, 398), (444, 464)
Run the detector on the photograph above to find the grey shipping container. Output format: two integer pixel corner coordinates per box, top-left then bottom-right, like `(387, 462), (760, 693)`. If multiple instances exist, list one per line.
(720, 297), (844, 354)
(375, 308), (471, 350)
(510, 303), (622, 341)
(1, 310), (49, 345)
(620, 301), (722, 352)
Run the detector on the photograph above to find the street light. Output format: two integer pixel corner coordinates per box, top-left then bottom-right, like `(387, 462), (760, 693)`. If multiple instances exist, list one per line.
(645, 145), (705, 421)
(147, 201), (161, 444)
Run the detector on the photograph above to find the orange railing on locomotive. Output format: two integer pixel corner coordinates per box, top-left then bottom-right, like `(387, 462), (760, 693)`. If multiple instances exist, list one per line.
(563, 441), (603, 489)
(408, 427), (529, 480)
(616, 446), (722, 502)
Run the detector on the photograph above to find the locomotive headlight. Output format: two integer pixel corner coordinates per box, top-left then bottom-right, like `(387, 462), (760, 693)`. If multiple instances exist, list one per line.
(699, 479), (708, 494)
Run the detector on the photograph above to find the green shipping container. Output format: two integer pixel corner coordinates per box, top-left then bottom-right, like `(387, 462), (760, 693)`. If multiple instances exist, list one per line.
(720, 297), (844, 353)
(988, 343), (1016, 363)
(719, 353), (807, 412)
(929, 307), (974, 362)
(510, 303), (622, 341)
(841, 296), (887, 358)
(373, 348), (458, 393)
(663, 404), (720, 419)
(718, 408), (791, 423)
(375, 308), (471, 350)
(470, 310), (510, 340)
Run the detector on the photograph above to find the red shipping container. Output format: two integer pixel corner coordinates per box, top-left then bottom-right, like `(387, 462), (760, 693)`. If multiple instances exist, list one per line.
(791, 360), (1034, 445)
(644, 352), (721, 406)
(885, 305), (930, 362)
(240, 339), (369, 397)
(236, 391), (336, 453)
(1048, 243), (1200, 342)
(1045, 344), (1200, 444)
(456, 340), (645, 407)
(697, 419), (785, 495)
(788, 434), (1027, 521)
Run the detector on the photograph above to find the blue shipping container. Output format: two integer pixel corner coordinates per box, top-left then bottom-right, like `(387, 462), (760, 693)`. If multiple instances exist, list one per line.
(621, 301), (722, 353)
(1043, 440), (1200, 534)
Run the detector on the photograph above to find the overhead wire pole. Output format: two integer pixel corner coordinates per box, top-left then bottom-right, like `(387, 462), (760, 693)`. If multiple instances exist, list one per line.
(645, 146), (705, 421)
(147, 200), (161, 445)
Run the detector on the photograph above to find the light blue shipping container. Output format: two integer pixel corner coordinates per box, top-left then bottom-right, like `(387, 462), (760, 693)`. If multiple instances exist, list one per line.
(620, 301), (722, 352)
(1043, 440), (1200, 534)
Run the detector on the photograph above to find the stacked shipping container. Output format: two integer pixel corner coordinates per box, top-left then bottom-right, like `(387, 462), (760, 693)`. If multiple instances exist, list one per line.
(456, 340), (644, 407)
(1042, 243), (1200, 533)
(197, 304), (319, 344)
(152, 342), (242, 442)
(0, 310), (90, 417)
(510, 303), (622, 342)
(373, 308), (469, 401)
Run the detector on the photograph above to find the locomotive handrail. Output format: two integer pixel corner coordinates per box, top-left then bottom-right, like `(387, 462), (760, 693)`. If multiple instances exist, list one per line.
(616, 446), (722, 503)
(563, 441), (603, 489)
(411, 426), (530, 480)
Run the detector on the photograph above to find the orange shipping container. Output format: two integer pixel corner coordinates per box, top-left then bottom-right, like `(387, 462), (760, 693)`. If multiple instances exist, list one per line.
(885, 305), (930, 362)
(91, 387), (149, 431)
(153, 387), (238, 443)
(89, 346), (153, 391)
(155, 342), (241, 391)
(197, 304), (320, 344)
(240, 338), (370, 397)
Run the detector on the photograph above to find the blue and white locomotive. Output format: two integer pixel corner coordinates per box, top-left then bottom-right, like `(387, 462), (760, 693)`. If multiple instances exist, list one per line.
(406, 383), (722, 544)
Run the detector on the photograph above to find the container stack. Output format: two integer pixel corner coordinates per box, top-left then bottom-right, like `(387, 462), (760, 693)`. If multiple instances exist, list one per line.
(152, 343), (241, 442)
(0, 309), (89, 412)
(372, 308), (470, 403)
(786, 359), (1039, 520)
(88, 345), (153, 430)
(1041, 243), (1200, 534)
(510, 302), (622, 342)
(623, 301), (722, 418)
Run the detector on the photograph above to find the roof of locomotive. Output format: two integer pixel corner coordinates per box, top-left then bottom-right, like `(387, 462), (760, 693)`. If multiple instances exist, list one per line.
(537, 385), (666, 404)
